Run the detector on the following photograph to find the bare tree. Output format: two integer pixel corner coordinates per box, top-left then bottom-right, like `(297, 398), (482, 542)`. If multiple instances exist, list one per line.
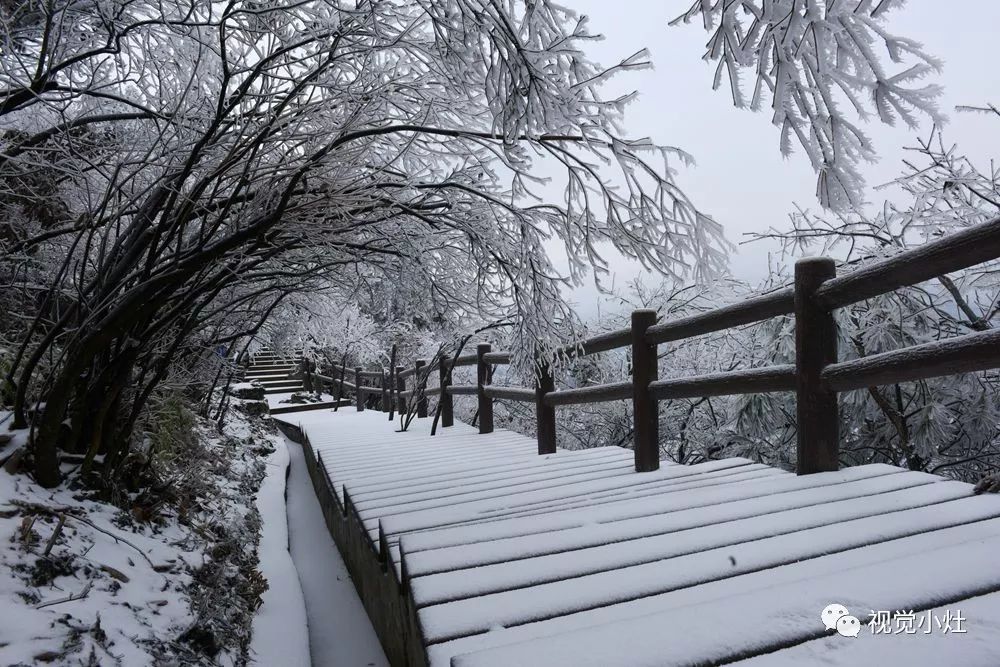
(0, 1), (728, 487)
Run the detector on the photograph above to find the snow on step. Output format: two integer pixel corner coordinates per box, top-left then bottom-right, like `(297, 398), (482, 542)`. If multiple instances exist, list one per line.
(356, 451), (635, 514)
(448, 520), (1000, 667)
(380, 460), (786, 541)
(356, 459), (637, 520)
(352, 448), (631, 504)
(401, 469), (933, 577)
(426, 516), (1000, 665)
(734, 590), (1000, 666)
(418, 494), (1000, 643)
(377, 464), (786, 564)
(409, 478), (967, 606)
(397, 464), (902, 557)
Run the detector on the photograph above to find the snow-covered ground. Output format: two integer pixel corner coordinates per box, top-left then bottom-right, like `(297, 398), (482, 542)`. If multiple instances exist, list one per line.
(283, 435), (387, 667)
(0, 413), (273, 666)
(0, 394), (386, 666)
(265, 392), (338, 409)
(0, 469), (203, 665)
(250, 437), (310, 666)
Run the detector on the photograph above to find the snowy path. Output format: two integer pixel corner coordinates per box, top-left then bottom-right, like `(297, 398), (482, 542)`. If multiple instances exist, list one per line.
(284, 435), (388, 667)
(276, 408), (1000, 667)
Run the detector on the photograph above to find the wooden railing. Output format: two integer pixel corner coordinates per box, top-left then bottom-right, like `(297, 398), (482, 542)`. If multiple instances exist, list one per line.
(321, 217), (1000, 475)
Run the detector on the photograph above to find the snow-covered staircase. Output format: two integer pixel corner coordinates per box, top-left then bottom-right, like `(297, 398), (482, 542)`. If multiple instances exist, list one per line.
(247, 350), (352, 415)
(273, 408), (1000, 667)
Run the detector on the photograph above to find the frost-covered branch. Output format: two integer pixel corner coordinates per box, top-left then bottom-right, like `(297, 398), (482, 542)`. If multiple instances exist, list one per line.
(674, 0), (944, 209)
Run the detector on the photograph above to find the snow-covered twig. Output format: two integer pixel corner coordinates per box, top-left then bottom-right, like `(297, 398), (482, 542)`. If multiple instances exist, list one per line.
(34, 580), (93, 609)
(13, 501), (157, 568)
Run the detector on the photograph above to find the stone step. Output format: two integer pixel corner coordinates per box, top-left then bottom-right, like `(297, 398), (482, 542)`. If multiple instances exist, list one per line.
(268, 399), (352, 415)
(246, 366), (296, 375)
(263, 385), (305, 394)
(247, 363), (298, 371)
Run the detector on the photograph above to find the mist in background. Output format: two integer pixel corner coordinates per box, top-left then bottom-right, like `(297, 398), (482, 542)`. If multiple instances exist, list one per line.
(547, 1), (1000, 319)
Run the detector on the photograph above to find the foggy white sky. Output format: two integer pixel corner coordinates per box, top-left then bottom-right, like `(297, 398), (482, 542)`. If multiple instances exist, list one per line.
(551, 1), (1000, 318)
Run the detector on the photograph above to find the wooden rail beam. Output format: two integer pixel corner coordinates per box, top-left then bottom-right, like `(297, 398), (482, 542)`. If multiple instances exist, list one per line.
(482, 351), (512, 365)
(453, 353), (477, 367)
(822, 328), (1000, 391)
(557, 328), (631, 358)
(543, 382), (632, 406)
(645, 288), (795, 345)
(484, 386), (536, 402)
(649, 365), (795, 400)
(815, 215), (1000, 309)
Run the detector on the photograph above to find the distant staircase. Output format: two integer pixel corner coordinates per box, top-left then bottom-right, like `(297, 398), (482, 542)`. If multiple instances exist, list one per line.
(245, 349), (350, 415)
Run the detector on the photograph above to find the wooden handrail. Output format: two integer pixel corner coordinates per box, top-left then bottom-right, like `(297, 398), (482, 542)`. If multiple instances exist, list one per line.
(649, 365), (796, 400)
(482, 351), (512, 364)
(329, 367), (383, 381)
(822, 328), (1000, 391)
(484, 386), (535, 402)
(558, 328), (631, 358)
(815, 217), (1000, 310)
(544, 381), (631, 407)
(475, 328), (631, 367)
(452, 353), (477, 367)
(328, 216), (1000, 477)
(645, 288), (794, 345)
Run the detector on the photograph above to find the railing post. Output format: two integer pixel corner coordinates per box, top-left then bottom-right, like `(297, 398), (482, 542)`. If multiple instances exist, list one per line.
(439, 358), (454, 427)
(355, 366), (364, 412)
(332, 364), (342, 402)
(535, 357), (556, 455)
(395, 365), (406, 415)
(415, 359), (428, 418)
(476, 344), (494, 434)
(334, 363), (345, 411)
(795, 257), (839, 474)
(380, 370), (390, 412)
(300, 356), (312, 394)
(631, 309), (659, 472)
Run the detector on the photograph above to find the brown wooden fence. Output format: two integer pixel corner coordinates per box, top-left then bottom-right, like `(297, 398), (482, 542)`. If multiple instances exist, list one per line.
(311, 216), (1000, 476)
